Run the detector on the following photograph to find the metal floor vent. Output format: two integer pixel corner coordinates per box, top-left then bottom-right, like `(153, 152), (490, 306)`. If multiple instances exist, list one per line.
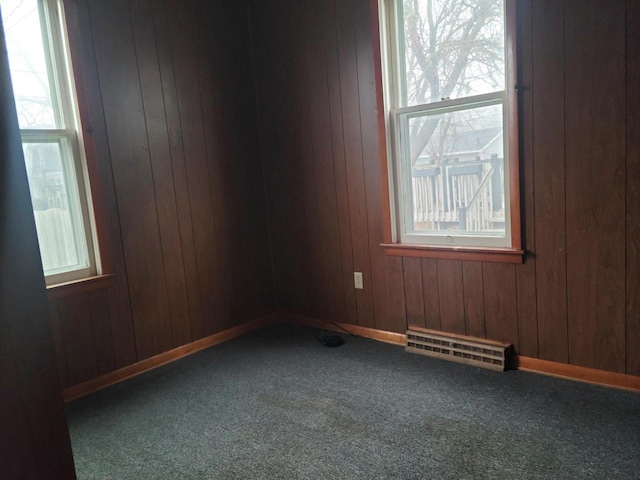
(406, 325), (512, 371)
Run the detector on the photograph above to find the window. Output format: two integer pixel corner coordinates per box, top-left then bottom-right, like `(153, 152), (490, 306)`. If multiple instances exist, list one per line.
(377, 0), (521, 257)
(1, 0), (98, 284)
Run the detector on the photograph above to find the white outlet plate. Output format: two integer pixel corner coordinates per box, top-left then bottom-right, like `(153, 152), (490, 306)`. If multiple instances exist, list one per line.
(354, 272), (364, 290)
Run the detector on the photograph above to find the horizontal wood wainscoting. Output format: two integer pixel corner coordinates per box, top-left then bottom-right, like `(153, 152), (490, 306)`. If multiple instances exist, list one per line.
(63, 315), (276, 402)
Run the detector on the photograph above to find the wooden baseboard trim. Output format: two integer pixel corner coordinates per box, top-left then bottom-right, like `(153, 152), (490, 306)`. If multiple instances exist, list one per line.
(64, 312), (640, 401)
(280, 313), (639, 391)
(63, 314), (277, 402)
(278, 313), (407, 346)
(516, 356), (640, 392)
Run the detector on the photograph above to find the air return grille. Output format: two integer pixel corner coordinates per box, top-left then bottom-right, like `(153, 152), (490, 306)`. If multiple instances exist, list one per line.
(406, 325), (512, 371)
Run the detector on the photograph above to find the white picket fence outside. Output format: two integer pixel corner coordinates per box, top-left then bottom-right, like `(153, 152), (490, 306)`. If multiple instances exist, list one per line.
(33, 208), (78, 271)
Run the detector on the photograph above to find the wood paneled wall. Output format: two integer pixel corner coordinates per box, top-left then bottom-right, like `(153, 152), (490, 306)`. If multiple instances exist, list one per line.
(46, 0), (640, 389)
(250, 0), (640, 376)
(51, 0), (275, 388)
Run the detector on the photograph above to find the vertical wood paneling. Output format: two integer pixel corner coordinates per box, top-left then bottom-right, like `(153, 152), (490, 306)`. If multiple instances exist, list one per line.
(58, 294), (98, 386)
(131, 0), (191, 347)
(48, 301), (69, 388)
(52, 0), (276, 387)
(626, 0), (640, 376)
(304, 0), (347, 323)
(89, 0), (173, 359)
(105, 286), (137, 368)
(166, 0), (223, 337)
(50, 0), (640, 389)
(384, 256), (407, 333)
(463, 262), (485, 338)
(532, 0), (568, 363)
(205, 2), (274, 327)
(151, 0), (203, 341)
(249, 0), (282, 309)
(286, 5), (320, 319)
(335, 0), (375, 327)
(565, 0), (626, 372)
(293, 0), (328, 319)
(88, 289), (116, 375)
(403, 258), (425, 328)
(64, 0), (137, 368)
(254, 1), (309, 314)
(282, 2), (316, 316)
(324, 0), (359, 325)
(252, 0), (639, 377)
(195, 0), (234, 329)
(514, 0), (538, 358)
(356, 0), (407, 332)
(436, 260), (465, 334)
(483, 264), (519, 347)
(421, 259), (441, 330)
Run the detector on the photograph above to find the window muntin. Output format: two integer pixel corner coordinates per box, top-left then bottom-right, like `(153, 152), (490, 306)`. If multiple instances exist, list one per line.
(2, 0), (97, 284)
(382, 0), (512, 249)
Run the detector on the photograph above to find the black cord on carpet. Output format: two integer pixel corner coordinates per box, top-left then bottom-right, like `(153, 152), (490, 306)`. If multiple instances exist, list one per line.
(315, 322), (355, 347)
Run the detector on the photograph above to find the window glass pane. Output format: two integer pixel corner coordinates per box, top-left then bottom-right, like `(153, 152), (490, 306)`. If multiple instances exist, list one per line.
(403, 102), (505, 237)
(1, 0), (59, 128)
(399, 0), (505, 107)
(23, 140), (89, 275)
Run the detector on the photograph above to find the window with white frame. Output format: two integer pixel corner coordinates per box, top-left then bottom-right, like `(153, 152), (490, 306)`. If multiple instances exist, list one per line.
(1, 0), (97, 284)
(379, 0), (516, 249)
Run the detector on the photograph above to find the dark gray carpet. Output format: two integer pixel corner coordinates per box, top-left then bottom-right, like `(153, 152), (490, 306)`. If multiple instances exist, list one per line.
(67, 324), (640, 479)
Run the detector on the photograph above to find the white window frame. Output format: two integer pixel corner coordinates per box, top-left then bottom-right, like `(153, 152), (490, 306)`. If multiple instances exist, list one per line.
(5, 0), (99, 285)
(378, 0), (515, 250)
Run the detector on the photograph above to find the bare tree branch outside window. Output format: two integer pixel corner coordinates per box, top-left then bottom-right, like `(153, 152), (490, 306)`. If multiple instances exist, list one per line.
(401, 0), (504, 165)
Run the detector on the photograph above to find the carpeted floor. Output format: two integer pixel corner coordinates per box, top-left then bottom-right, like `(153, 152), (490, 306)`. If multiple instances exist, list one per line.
(67, 324), (640, 479)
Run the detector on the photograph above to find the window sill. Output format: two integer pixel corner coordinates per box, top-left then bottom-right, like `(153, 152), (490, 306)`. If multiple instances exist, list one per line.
(46, 274), (117, 301)
(381, 243), (524, 264)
